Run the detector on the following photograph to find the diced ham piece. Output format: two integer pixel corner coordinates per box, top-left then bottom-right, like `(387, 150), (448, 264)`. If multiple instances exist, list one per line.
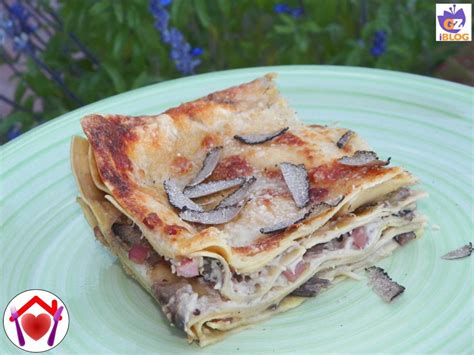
(282, 261), (306, 282)
(176, 258), (200, 278)
(352, 226), (368, 249)
(128, 245), (150, 264)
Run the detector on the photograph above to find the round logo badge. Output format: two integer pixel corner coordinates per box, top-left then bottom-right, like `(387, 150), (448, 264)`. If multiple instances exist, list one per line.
(3, 289), (69, 352)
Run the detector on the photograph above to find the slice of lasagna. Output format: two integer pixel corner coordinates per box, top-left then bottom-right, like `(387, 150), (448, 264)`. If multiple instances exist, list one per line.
(71, 74), (427, 346)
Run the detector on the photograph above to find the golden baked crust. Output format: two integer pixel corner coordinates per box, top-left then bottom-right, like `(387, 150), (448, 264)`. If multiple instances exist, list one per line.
(81, 74), (413, 274)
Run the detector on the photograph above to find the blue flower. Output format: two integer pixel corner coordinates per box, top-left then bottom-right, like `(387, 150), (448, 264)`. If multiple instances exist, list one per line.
(190, 47), (203, 56)
(274, 4), (290, 14)
(370, 30), (387, 57)
(9, 2), (35, 34)
(274, 4), (303, 18)
(0, 13), (14, 35)
(13, 33), (28, 52)
(149, 0), (201, 75)
(7, 122), (22, 141)
(370, 46), (383, 57)
(152, 4), (169, 31)
(291, 7), (304, 18)
(168, 27), (184, 44)
(9, 3), (29, 22)
(0, 29), (5, 45)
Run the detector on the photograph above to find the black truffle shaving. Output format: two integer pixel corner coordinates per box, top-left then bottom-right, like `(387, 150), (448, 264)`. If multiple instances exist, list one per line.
(338, 150), (391, 167)
(393, 231), (416, 246)
(365, 266), (405, 303)
(259, 195), (344, 234)
(234, 127), (289, 145)
(290, 277), (330, 297)
(183, 177), (245, 198)
(186, 146), (222, 187)
(336, 130), (354, 149)
(441, 242), (472, 260)
(217, 176), (256, 208)
(163, 179), (203, 211)
(179, 203), (245, 225)
(259, 208), (313, 234)
(279, 162), (310, 208)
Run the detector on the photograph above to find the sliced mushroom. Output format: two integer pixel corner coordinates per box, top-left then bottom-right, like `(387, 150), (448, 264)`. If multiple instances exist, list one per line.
(290, 277), (330, 297)
(234, 127), (289, 145)
(336, 130), (354, 149)
(153, 282), (194, 331)
(216, 176), (256, 208)
(338, 150), (390, 167)
(187, 146), (222, 187)
(279, 163), (310, 208)
(179, 203), (245, 225)
(183, 177), (245, 198)
(163, 179), (203, 211)
(441, 242), (472, 260)
(366, 266), (405, 303)
(111, 222), (142, 245)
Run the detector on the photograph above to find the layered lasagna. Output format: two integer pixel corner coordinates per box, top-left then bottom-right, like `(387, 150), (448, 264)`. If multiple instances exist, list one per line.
(71, 74), (427, 346)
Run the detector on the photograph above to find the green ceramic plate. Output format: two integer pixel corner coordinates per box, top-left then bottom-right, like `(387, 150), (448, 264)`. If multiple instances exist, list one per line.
(1, 66), (472, 353)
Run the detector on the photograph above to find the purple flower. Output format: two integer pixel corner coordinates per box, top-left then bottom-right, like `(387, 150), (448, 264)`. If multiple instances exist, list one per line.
(370, 30), (387, 57)
(149, 0), (202, 75)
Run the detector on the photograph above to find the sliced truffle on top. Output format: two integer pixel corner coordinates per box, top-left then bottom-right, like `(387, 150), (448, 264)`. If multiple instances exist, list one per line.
(259, 208), (312, 234)
(279, 162), (310, 208)
(186, 146), (223, 187)
(179, 203), (245, 225)
(336, 130), (354, 149)
(183, 177), (246, 198)
(164, 179), (204, 212)
(234, 127), (289, 145)
(216, 176), (256, 208)
(338, 150), (390, 167)
(259, 195), (344, 235)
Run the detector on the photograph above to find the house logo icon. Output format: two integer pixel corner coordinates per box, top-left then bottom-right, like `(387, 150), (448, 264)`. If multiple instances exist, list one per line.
(3, 289), (69, 352)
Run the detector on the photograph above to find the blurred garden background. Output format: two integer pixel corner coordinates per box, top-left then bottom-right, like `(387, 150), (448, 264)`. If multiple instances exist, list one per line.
(0, 0), (472, 143)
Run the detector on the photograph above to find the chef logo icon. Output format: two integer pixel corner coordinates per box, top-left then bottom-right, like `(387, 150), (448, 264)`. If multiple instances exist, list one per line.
(3, 289), (69, 352)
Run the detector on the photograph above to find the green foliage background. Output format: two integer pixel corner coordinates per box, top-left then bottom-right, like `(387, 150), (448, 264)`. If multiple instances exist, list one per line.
(1, 0), (465, 141)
